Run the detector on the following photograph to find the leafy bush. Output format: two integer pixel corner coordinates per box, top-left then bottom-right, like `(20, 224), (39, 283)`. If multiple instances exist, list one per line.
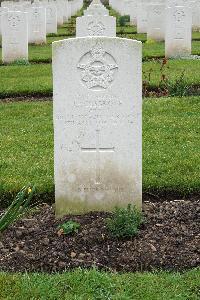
(160, 71), (189, 97)
(11, 59), (30, 66)
(0, 184), (35, 232)
(106, 204), (144, 238)
(57, 220), (80, 236)
(118, 15), (130, 27)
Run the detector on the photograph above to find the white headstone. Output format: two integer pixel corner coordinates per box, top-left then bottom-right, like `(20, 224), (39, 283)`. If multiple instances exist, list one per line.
(129, 0), (138, 26)
(84, 0), (109, 16)
(121, 0), (138, 25)
(28, 6), (46, 44)
(52, 37), (142, 216)
(63, 0), (70, 22)
(2, 10), (28, 63)
(147, 3), (165, 41)
(192, 0), (200, 30)
(165, 5), (192, 57)
(0, 7), (9, 36)
(137, 0), (148, 33)
(46, 4), (57, 34)
(55, 0), (64, 25)
(76, 15), (116, 37)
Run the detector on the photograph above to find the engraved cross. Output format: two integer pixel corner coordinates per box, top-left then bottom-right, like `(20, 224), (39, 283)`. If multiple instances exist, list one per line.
(81, 129), (114, 184)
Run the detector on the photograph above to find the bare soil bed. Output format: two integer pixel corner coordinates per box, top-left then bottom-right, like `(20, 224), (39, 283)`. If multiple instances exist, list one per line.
(0, 199), (199, 273)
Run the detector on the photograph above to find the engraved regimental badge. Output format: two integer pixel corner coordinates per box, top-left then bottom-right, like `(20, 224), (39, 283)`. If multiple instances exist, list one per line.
(8, 14), (21, 28)
(87, 21), (105, 36)
(77, 42), (118, 91)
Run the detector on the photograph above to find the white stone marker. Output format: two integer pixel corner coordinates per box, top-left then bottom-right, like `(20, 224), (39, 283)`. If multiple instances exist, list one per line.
(46, 4), (57, 34)
(165, 5), (192, 58)
(28, 6), (46, 44)
(147, 3), (165, 41)
(84, 0), (109, 16)
(137, 0), (148, 33)
(55, 0), (64, 26)
(53, 37), (142, 216)
(129, 0), (138, 26)
(0, 7), (9, 36)
(2, 10), (28, 63)
(76, 15), (116, 37)
(192, 0), (200, 31)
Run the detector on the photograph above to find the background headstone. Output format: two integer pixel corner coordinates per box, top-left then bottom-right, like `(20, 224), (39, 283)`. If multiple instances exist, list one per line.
(2, 10), (28, 63)
(147, 3), (165, 41)
(76, 15), (116, 37)
(28, 6), (46, 44)
(137, 0), (148, 33)
(46, 4), (57, 34)
(165, 4), (192, 57)
(0, 7), (8, 36)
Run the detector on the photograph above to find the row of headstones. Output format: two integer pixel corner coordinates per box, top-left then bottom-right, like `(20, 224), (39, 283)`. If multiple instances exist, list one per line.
(0, 0), (83, 63)
(110, 0), (200, 58)
(53, 0), (142, 216)
(111, 0), (200, 31)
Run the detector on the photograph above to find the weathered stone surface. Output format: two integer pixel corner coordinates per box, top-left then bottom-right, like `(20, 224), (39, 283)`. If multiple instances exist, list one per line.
(46, 4), (57, 34)
(28, 6), (46, 44)
(165, 5), (192, 57)
(52, 37), (142, 216)
(147, 3), (165, 41)
(0, 7), (8, 36)
(137, 0), (148, 33)
(76, 15), (116, 37)
(84, 0), (109, 16)
(2, 10), (28, 63)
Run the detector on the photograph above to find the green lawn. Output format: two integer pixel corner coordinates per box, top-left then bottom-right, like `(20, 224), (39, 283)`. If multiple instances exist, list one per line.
(0, 64), (52, 97)
(143, 59), (200, 86)
(1, 39), (199, 63)
(0, 97), (199, 207)
(0, 268), (199, 300)
(0, 59), (199, 98)
(0, 4), (199, 297)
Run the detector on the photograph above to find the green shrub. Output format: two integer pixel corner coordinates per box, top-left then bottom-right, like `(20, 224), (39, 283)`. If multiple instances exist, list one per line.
(118, 15), (129, 27)
(106, 204), (144, 238)
(161, 71), (190, 97)
(57, 220), (80, 236)
(10, 59), (30, 66)
(0, 184), (35, 232)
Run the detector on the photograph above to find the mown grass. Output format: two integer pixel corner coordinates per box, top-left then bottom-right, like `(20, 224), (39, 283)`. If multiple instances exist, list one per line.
(142, 40), (200, 58)
(0, 64), (52, 97)
(0, 268), (199, 300)
(0, 97), (199, 207)
(0, 59), (199, 98)
(0, 22), (200, 63)
(1, 39), (199, 63)
(143, 59), (200, 86)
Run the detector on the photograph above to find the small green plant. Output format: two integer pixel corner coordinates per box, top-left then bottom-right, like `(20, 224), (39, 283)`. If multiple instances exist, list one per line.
(11, 59), (30, 66)
(0, 184), (36, 233)
(57, 220), (80, 236)
(118, 16), (128, 27)
(160, 70), (189, 97)
(146, 38), (156, 44)
(106, 204), (144, 238)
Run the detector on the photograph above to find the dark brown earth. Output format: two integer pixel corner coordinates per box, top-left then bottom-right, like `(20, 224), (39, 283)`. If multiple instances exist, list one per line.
(0, 199), (199, 273)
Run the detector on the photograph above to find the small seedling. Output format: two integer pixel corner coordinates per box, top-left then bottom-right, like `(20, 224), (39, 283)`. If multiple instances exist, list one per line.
(106, 204), (144, 238)
(160, 70), (189, 97)
(146, 38), (156, 44)
(11, 59), (30, 66)
(0, 184), (36, 233)
(57, 220), (80, 236)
